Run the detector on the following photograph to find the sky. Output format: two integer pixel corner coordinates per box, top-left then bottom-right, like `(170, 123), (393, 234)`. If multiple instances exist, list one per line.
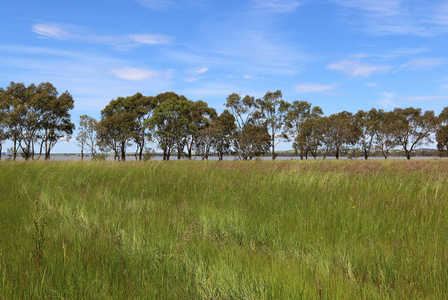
(1, 0), (448, 153)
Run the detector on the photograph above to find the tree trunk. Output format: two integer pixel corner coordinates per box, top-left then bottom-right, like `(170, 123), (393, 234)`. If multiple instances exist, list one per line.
(364, 149), (368, 160)
(81, 148), (84, 161)
(335, 148), (340, 159)
(13, 138), (17, 161)
(121, 142), (126, 161)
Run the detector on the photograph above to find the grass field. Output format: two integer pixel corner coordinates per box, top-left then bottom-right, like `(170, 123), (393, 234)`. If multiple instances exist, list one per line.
(0, 160), (447, 299)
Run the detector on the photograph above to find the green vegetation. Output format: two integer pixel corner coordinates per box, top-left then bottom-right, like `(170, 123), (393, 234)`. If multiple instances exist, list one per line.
(1, 160), (448, 298)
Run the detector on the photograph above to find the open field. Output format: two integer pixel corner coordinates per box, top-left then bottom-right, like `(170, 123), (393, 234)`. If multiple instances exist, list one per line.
(1, 160), (447, 299)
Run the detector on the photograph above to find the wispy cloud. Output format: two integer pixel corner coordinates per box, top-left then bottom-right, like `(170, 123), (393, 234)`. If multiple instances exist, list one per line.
(32, 24), (72, 39)
(400, 95), (448, 102)
(111, 68), (158, 80)
(187, 67), (209, 74)
(32, 23), (172, 50)
(377, 92), (397, 109)
(327, 60), (390, 78)
(397, 57), (446, 71)
(331, 0), (448, 36)
(295, 82), (339, 93)
(251, 0), (302, 13)
(128, 34), (172, 45)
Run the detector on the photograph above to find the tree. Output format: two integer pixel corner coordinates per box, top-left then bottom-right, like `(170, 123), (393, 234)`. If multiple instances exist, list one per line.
(225, 93), (261, 160)
(35, 83), (75, 160)
(148, 97), (191, 160)
(237, 123), (271, 159)
(355, 108), (382, 159)
(436, 107), (448, 155)
(294, 116), (326, 159)
(376, 110), (398, 159)
(76, 115), (99, 160)
(0, 82), (74, 160)
(185, 100), (217, 159)
(390, 107), (440, 160)
(0, 93), (6, 160)
(98, 97), (136, 161)
(285, 101), (323, 159)
(195, 110), (236, 160)
(257, 90), (290, 160)
(326, 111), (360, 159)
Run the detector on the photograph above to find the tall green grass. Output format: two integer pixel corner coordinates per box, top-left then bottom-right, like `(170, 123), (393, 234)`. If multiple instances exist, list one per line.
(0, 160), (447, 299)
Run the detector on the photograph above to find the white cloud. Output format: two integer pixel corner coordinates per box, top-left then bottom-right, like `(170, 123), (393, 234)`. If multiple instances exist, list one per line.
(294, 82), (339, 93)
(32, 24), (72, 39)
(400, 95), (448, 102)
(377, 92), (396, 109)
(327, 60), (390, 78)
(242, 74), (252, 79)
(441, 84), (448, 89)
(128, 34), (172, 45)
(110, 67), (157, 80)
(398, 57), (446, 71)
(331, 0), (448, 36)
(187, 67), (209, 74)
(251, 0), (302, 13)
(32, 23), (172, 50)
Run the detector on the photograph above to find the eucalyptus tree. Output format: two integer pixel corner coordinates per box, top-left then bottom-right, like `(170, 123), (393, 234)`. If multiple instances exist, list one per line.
(225, 93), (262, 160)
(35, 83), (75, 160)
(148, 97), (191, 160)
(76, 115), (99, 159)
(436, 107), (448, 155)
(376, 110), (398, 159)
(285, 101), (323, 159)
(295, 116), (327, 159)
(257, 90), (290, 160)
(354, 108), (382, 159)
(390, 107), (440, 159)
(326, 111), (360, 159)
(184, 100), (217, 159)
(0, 82), (74, 160)
(0, 96), (6, 160)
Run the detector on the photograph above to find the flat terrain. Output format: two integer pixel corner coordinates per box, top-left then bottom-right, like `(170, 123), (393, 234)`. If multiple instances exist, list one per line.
(0, 160), (447, 299)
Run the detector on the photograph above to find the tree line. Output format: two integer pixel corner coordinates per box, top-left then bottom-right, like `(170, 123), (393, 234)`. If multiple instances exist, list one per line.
(1, 82), (448, 160)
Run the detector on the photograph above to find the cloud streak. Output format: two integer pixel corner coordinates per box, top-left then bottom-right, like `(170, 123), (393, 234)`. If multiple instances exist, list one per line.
(331, 0), (448, 36)
(295, 82), (339, 93)
(32, 23), (172, 50)
(327, 60), (390, 78)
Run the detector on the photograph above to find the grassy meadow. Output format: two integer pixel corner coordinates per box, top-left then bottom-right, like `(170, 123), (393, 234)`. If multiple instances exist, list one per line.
(0, 160), (447, 299)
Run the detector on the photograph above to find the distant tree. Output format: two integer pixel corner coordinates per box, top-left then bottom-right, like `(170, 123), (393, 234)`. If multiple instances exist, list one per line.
(257, 90), (290, 160)
(98, 96), (138, 161)
(390, 107), (440, 160)
(185, 100), (217, 159)
(285, 101), (323, 159)
(148, 97), (191, 160)
(212, 110), (236, 160)
(225, 93), (261, 160)
(355, 108), (382, 159)
(436, 107), (448, 155)
(238, 123), (271, 159)
(326, 111), (360, 159)
(76, 115), (99, 160)
(0, 82), (74, 160)
(35, 83), (75, 160)
(0, 93), (6, 160)
(375, 110), (398, 159)
(295, 116), (326, 159)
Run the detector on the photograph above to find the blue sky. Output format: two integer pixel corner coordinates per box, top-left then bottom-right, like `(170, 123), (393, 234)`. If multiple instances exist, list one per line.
(1, 0), (448, 152)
